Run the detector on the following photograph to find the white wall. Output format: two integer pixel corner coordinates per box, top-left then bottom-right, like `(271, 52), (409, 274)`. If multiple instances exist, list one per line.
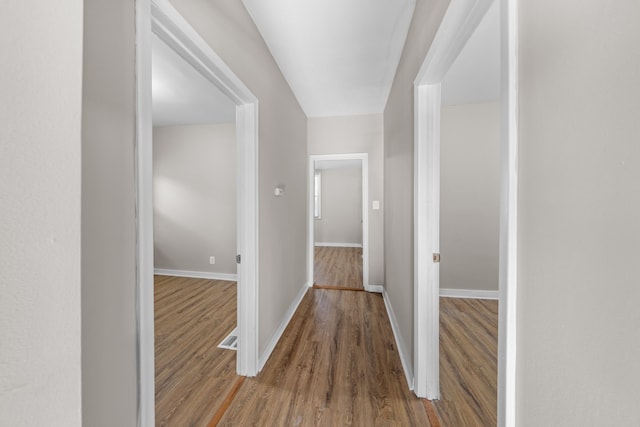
(153, 123), (237, 275)
(168, 0), (308, 357)
(440, 102), (500, 291)
(308, 114), (385, 285)
(81, 0), (138, 425)
(517, 1), (640, 425)
(314, 166), (363, 246)
(383, 0), (450, 372)
(0, 2), (83, 425)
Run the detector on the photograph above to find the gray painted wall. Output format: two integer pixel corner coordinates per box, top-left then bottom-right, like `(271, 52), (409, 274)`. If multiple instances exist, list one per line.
(0, 2), (82, 425)
(315, 166), (363, 245)
(383, 0), (450, 372)
(153, 123), (237, 275)
(308, 114), (385, 285)
(81, 0), (138, 425)
(441, 102), (500, 291)
(517, 0), (640, 424)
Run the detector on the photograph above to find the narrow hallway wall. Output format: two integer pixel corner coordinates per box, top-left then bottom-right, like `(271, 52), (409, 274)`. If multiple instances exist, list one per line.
(382, 0), (450, 373)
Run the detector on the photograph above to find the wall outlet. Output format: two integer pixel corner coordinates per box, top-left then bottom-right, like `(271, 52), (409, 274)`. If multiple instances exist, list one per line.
(209, 256), (216, 265)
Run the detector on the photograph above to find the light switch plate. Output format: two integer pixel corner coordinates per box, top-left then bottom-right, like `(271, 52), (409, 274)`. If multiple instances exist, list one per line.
(372, 200), (380, 210)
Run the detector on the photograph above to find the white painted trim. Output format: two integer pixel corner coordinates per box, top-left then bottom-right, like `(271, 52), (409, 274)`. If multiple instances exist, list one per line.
(154, 269), (238, 282)
(308, 153), (370, 292)
(150, 0), (260, 378)
(415, 0), (495, 85)
(383, 290), (414, 390)
(135, 1), (154, 425)
(314, 242), (363, 248)
(413, 0), (496, 402)
(367, 284), (384, 294)
(440, 288), (499, 300)
(498, 0), (519, 425)
(414, 0), (519, 423)
(136, 1), (260, 424)
(258, 283), (309, 370)
(413, 83), (441, 400)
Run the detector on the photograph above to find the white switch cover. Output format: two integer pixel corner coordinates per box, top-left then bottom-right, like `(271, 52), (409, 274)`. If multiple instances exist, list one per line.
(209, 256), (216, 264)
(372, 200), (380, 210)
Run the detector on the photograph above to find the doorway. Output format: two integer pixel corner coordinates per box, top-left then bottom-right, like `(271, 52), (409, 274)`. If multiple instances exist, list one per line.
(135, 0), (259, 425)
(150, 27), (240, 425)
(433, 1), (502, 422)
(413, 0), (518, 425)
(308, 153), (372, 292)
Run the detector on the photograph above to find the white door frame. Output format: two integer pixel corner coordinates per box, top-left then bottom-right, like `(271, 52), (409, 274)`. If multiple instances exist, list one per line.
(413, 0), (519, 425)
(307, 154), (374, 291)
(135, 0), (260, 425)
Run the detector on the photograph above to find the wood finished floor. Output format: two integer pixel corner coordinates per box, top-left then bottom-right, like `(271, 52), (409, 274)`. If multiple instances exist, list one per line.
(314, 246), (363, 289)
(154, 275), (498, 426)
(434, 297), (498, 426)
(218, 288), (431, 426)
(154, 275), (238, 427)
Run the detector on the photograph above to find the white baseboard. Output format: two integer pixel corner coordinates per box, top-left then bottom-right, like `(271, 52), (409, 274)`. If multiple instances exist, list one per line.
(382, 289), (414, 390)
(440, 288), (499, 300)
(314, 242), (363, 248)
(366, 284), (384, 293)
(154, 268), (238, 282)
(258, 282), (310, 371)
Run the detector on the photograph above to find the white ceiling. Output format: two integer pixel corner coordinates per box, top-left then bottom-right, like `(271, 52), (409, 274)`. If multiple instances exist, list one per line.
(441, 0), (500, 106)
(152, 34), (236, 127)
(151, 0), (498, 125)
(242, 0), (416, 118)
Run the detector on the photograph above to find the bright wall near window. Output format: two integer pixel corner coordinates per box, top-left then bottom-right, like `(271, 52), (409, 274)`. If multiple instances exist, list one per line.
(153, 123), (237, 275)
(440, 101), (500, 291)
(314, 166), (363, 246)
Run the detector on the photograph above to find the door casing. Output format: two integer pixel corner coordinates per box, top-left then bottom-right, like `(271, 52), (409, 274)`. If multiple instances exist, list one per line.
(135, 1), (260, 425)
(307, 153), (378, 292)
(413, 1), (519, 426)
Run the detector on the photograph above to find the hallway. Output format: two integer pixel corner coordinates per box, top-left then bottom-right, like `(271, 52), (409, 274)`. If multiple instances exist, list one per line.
(154, 274), (498, 425)
(218, 288), (430, 425)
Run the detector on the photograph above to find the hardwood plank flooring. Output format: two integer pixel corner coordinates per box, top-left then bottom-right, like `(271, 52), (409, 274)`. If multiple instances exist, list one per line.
(155, 275), (497, 426)
(218, 288), (431, 426)
(154, 275), (238, 427)
(433, 297), (498, 426)
(314, 246), (363, 289)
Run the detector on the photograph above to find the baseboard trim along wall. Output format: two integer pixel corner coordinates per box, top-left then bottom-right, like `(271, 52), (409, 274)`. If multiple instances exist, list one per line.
(258, 282), (310, 371)
(440, 288), (499, 300)
(154, 268), (238, 282)
(314, 242), (363, 248)
(382, 289), (414, 390)
(367, 284), (384, 293)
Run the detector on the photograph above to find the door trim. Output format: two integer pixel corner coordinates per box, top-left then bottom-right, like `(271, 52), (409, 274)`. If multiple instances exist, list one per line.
(308, 153), (371, 291)
(135, 1), (260, 425)
(413, 3), (519, 426)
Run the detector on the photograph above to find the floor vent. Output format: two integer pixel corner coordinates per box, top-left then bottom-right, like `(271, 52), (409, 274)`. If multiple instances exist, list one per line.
(218, 327), (238, 351)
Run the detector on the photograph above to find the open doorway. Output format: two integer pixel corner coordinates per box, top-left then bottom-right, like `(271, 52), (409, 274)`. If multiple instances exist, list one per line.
(434, 0), (501, 423)
(150, 31), (240, 425)
(313, 158), (364, 289)
(308, 153), (372, 292)
(413, 0), (518, 425)
(135, 1), (260, 425)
